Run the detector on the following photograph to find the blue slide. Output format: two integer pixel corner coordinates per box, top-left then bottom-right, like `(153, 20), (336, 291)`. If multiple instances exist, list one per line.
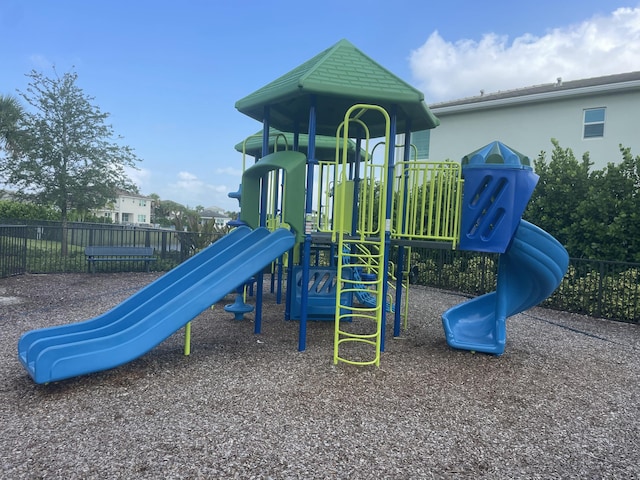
(352, 267), (394, 313)
(18, 226), (295, 384)
(441, 220), (569, 355)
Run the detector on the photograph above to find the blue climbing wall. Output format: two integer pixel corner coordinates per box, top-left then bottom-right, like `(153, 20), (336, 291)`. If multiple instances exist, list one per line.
(458, 141), (539, 253)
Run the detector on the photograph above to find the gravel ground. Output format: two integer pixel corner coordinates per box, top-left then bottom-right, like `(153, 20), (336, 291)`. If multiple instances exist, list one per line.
(1, 272), (638, 479)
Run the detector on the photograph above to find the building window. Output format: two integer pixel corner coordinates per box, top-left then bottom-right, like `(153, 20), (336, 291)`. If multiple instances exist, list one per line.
(583, 108), (605, 138)
(412, 130), (431, 159)
(138, 214), (146, 223)
(139, 200), (146, 206)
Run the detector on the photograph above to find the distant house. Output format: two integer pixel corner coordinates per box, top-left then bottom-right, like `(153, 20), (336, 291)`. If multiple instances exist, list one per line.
(94, 191), (152, 226)
(421, 71), (640, 169)
(199, 208), (231, 227)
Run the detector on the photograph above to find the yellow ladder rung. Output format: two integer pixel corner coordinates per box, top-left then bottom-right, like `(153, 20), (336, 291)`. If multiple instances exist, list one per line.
(335, 329), (379, 340)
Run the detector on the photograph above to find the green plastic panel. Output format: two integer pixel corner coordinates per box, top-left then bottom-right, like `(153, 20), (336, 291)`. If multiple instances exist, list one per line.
(240, 150), (306, 243)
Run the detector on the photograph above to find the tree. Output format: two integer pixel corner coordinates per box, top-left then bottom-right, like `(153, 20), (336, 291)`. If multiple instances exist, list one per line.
(574, 146), (640, 262)
(0, 94), (25, 161)
(526, 139), (640, 262)
(151, 197), (189, 227)
(524, 139), (591, 255)
(148, 192), (161, 224)
(0, 199), (60, 221)
(0, 69), (141, 254)
(172, 207), (227, 257)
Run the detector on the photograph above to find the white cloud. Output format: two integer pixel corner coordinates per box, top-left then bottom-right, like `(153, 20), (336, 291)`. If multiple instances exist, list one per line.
(164, 171), (236, 210)
(125, 166), (151, 191)
(410, 7), (640, 103)
(215, 166), (243, 176)
(174, 171), (202, 189)
(172, 171), (229, 195)
(29, 54), (54, 70)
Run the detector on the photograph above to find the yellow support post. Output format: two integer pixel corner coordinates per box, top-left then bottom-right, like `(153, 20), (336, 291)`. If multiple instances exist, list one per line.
(184, 322), (191, 356)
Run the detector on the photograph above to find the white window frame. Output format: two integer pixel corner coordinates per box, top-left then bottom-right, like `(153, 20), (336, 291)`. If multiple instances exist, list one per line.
(583, 107), (605, 139)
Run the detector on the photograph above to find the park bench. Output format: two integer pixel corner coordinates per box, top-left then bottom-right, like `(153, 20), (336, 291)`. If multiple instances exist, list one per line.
(84, 246), (156, 273)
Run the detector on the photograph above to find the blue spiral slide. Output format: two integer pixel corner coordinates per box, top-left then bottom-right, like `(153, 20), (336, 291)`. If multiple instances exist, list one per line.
(18, 226), (295, 384)
(441, 220), (569, 355)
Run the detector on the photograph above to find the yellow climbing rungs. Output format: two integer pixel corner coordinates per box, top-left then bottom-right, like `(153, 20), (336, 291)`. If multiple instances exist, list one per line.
(332, 104), (390, 367)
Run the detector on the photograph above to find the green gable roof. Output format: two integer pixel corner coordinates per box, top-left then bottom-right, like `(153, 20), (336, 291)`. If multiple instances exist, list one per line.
(235, 39), (439, 138)
(235, 129), (367, 162)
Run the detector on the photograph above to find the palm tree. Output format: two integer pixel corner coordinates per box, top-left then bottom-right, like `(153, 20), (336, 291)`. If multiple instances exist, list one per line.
(0, 94), (25, 158)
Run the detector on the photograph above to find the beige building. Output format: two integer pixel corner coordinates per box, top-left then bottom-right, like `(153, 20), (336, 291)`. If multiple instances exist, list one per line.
(419, 71), (640, 169)
(95, 191), (152, 226)
(199, 208), (231, 227)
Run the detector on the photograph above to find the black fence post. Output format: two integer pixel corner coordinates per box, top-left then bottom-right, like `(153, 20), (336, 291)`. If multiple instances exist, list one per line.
(161, 231), (167, 259)
(597, 260), (604, 319)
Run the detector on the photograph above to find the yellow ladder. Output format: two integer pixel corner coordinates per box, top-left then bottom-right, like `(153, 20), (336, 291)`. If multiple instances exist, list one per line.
(333, 104), (390, 366)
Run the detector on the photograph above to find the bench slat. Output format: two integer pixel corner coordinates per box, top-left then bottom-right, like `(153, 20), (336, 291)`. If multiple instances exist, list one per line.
(85, 246), (156, 273)
(88, 257), (157, 262)
(85, 246), (155, 256)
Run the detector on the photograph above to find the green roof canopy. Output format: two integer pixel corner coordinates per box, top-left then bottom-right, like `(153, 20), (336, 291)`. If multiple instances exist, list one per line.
(235, 39), (440, 138)
(235, 129), (368, 162)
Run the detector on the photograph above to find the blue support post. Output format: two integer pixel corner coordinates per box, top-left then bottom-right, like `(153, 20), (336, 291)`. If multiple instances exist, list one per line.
(284, 246), (294, 320)
(275, 255), (283, 304)
(254, 106), (270, 335)
(298, 96), (317, 351)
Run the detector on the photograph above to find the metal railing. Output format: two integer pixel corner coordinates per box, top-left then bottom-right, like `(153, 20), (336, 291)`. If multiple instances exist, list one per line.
(0, 225), (28, 277)
(406, 247), (639, 324)
(0, 222), (225, 275)
(2, 222), (638, 324)
(392, 160), (463, 246)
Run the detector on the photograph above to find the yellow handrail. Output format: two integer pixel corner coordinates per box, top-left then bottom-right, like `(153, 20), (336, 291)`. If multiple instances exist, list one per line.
(392, 160), (463, 246)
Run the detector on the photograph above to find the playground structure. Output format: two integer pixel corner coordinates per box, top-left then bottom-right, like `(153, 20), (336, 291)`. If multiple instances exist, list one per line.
(17, 39), (569, 384)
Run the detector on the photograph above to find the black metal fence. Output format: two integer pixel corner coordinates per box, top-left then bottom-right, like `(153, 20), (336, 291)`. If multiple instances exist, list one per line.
(407, 247), (640, 324)
(0, 222), (225, 275)
(549, 259), (640, 323)
(0, 225), (28, 277)
(2, 222), (638, 324)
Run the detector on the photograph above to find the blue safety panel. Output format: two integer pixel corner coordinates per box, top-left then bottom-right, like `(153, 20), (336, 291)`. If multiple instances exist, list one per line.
(289, 266), (352, 320)
(459, 166), (538, 253)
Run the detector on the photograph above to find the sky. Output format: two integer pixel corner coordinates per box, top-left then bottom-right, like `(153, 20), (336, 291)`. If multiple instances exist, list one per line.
(1, 1), (639, 212)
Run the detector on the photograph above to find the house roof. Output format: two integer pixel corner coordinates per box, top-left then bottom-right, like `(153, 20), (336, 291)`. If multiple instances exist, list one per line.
(200, 208), (229, 219)
(430, 71), (640, 114)
(235, 39), (440, 137)
(115, 190), (152, 200)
